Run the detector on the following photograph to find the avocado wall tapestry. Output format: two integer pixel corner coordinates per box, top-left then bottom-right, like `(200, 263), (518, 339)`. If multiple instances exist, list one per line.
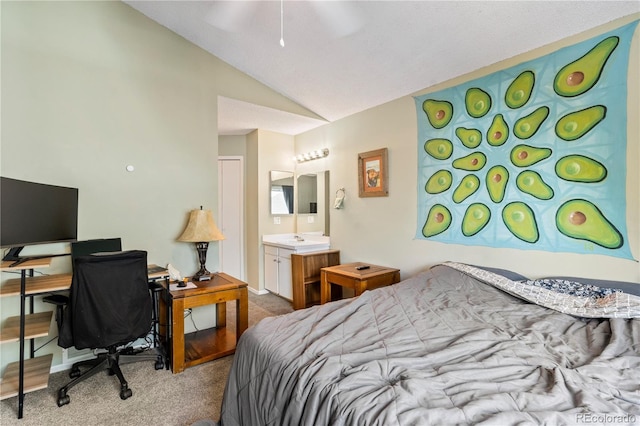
(414, 20), (638, 260)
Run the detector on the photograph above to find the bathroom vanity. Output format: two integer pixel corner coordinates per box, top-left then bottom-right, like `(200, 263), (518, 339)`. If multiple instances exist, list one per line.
(262, 234), (330, 301)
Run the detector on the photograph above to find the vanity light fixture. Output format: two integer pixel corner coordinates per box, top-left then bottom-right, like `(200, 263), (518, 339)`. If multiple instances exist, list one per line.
(295, 148), (329, 163)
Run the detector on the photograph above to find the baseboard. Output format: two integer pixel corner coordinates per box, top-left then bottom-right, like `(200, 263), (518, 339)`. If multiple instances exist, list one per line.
(249, 286), (269, 295)
(51, 347), (95, 373)
(50, 334), (155, 373)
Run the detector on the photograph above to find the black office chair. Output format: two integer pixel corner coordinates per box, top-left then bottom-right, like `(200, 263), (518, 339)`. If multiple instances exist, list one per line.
(46, 238), (167, 368)
(44, 238), (124, 331)
(56, 250), (163, 406)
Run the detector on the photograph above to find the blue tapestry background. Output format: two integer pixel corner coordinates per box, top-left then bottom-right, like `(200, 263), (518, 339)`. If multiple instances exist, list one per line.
(415, 21), (638, 260)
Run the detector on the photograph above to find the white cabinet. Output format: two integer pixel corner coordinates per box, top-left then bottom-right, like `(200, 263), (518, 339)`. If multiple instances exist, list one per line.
(262, 234), (331, 302)
(278, 253), (292, 300)
(264, 247), (278, 294)
(264, 246), (294, 300)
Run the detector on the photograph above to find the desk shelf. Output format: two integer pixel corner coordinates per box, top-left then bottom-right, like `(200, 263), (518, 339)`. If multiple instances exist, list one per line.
(0, 312), (53, 343)
(0, 273), (72, 297)
(0, 354), (53, 400)
(1, 258), (61, 418)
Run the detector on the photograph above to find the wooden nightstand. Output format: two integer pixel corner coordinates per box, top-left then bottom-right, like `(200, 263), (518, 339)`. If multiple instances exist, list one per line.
(160, 272), (248, 374)
(320, 262), (400, 304)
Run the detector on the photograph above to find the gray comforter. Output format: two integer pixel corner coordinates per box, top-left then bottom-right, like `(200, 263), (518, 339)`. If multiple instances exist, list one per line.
(219, 264), (640, 425)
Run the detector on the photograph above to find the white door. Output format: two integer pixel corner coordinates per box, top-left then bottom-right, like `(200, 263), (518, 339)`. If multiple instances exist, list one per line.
(218, 157), (244, 280)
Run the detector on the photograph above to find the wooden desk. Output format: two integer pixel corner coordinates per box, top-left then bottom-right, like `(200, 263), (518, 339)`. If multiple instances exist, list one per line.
(0, 262), (169, 418)
(162, 273), (248, 374)
(320, 263), (400, 304)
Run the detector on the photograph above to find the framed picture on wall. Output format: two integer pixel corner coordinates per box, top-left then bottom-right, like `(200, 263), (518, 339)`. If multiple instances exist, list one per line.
(358, 148), (389, 197)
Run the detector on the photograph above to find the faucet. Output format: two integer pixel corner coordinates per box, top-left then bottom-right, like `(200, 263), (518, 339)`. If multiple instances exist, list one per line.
(294, 235), (305, 242)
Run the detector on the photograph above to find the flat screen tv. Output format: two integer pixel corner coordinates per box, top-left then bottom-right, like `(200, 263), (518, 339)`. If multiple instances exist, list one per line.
(1, 176), (79, 262)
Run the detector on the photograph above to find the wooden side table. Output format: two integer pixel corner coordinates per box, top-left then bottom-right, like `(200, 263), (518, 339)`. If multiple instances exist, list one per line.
(320, 263), (400, 304)
(161, 272), (248, 374)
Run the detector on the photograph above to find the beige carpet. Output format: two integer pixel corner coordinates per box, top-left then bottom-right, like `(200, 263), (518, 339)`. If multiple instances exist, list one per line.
(0, 292), (293, 426)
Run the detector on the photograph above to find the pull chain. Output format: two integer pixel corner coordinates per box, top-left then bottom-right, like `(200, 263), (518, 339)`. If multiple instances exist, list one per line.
(280, 0), (285, 47)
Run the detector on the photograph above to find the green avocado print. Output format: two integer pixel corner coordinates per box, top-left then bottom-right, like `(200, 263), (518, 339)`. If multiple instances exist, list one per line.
(505, 70), (535, 109)
(423, 204), (452, 237)
(425, 138), (453, 160)
(555, 105), (606, 141)
(555, 155), (607, 183)
(453, 174), (480, 204)
(514, 106), (549, 139)
(452, 152), (486, 171)
(423, 99), (453, 129)
(486, 165), (509, 203)
(554, 36), (619, 97)
(510, 144), (552, 167)
(455, 127), (482, 149)
(487, 114), (509, 146)
(556, 199), (623, 249)
(502, 202), (539, 243)
(425, 170), (453, 194)
(462, 203), (491, 237)
(417, 28), (631, 256)
(465, 88), (492, 118)
(516, 171), (554, 200)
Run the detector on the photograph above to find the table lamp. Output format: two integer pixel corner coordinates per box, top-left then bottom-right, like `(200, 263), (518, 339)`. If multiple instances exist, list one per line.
(177, 206), (225, 281)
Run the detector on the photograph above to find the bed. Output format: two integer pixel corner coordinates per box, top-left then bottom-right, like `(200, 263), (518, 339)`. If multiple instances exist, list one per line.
(219, 262), (640, 425)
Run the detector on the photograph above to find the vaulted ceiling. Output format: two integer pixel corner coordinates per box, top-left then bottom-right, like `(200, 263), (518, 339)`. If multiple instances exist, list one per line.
(124, 1), (640, 135)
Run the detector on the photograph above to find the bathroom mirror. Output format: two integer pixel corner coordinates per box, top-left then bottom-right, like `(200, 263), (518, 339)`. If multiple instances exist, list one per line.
(270, 170), (294, 215)
(297, 174), (318, 214)
(296, 171), (330, 235)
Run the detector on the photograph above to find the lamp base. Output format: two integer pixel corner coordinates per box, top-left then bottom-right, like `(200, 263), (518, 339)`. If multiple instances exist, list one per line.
(193, 271), (212, 281)
(193, 242), (212, 281)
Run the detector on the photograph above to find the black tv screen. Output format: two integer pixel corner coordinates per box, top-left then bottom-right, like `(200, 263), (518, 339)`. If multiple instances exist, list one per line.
(1, 177), (79, 251)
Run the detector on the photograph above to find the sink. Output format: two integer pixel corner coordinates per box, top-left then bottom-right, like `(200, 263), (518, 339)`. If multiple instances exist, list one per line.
(262, 233), (330, 252)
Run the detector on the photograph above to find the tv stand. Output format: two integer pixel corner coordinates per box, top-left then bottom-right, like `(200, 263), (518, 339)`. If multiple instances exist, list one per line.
(3, 244), (71, 267)
(2, 247), (24, 262)
(7, 253), (70, 268)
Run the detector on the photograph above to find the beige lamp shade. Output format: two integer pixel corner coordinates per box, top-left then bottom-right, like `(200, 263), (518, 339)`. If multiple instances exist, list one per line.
(177, 208), (225, 242)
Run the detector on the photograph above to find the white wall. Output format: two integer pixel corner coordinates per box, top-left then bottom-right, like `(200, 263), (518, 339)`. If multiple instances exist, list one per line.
(295, 14), (640, 283)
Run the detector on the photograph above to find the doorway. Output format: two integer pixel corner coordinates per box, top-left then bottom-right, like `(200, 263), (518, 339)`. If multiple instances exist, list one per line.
(218, 156), (244, 281)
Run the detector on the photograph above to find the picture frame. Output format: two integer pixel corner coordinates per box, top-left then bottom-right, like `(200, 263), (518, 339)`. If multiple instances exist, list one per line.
(358, 148), (389, 197)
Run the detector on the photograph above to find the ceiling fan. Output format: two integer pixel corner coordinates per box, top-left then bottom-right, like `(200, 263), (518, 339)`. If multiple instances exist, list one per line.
(203, 0), (364, 47)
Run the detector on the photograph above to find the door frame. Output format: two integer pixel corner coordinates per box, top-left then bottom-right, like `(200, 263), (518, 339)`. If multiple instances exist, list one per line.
(218, 156), (245, 281)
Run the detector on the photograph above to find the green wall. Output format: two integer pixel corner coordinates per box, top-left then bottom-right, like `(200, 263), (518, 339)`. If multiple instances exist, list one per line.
(0, 1), (313, 372)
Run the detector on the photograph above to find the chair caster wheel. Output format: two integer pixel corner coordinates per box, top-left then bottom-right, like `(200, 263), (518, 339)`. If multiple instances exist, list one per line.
(57, 393), (70, 407)
(154, 357), (164, 370)
(120, 387), (132, 400)
(69, 367), (81, 378)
